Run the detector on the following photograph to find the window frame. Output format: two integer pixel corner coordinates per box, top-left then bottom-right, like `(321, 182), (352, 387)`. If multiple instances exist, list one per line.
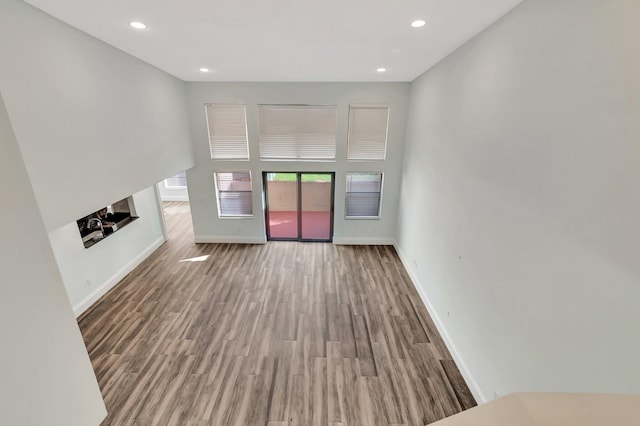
(205, 103), (250, 161)
(213, 171), (254, 218)
(344, 171), (384, 220)
(347, 105), (390, 161)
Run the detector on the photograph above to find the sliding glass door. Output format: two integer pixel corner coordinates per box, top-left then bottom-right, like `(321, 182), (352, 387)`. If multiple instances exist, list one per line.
(264, 173), (299, 239)
(264, 172), (334, 242)
(300, 173), (333, 240)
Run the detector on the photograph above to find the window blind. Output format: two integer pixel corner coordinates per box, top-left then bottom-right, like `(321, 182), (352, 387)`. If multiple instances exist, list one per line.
(258, 105), (337, 160)
(347, 106), (389, 160)
(205, 104), (249, 160)
(214, 171), (253, 217)
(164, 171), (187, 188)
(345, 172), (383, 218)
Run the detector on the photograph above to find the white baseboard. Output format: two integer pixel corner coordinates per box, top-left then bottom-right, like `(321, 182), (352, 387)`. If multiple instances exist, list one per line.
(73, 237), (165, 317)
(394, 243), (487, 404)
(333, 237), (396, 245)
(194, 235), (266, 244)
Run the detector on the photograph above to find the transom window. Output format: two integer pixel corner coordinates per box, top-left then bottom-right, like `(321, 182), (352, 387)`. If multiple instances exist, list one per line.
(205, 104), (249, 160)
(347, 105), (389, 160)
(258, 104), (337, 160)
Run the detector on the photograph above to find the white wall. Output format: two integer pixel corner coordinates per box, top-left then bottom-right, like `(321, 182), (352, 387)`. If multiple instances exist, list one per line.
(0, 93), (106, 425)
(186, 82), (409, 244)
(49, 186), (166, 316)
(0, 0), (194, 232)
(397, 0), (640, 403)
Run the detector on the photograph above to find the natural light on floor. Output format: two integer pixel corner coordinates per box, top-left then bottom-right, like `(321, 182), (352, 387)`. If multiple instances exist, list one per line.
(179, 255), (210, 263)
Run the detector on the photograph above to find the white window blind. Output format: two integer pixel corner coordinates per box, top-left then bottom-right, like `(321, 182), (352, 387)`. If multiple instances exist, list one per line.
(347, 105), (389, 160)
(164, 171), (187, 188)
(345, 172), (383, 218)
(214, 172), (253, 217)
(205, 104), (249, 160)
(258, 105), (337, 160)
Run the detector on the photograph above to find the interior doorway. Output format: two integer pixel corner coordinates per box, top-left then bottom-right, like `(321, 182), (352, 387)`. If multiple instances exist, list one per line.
(264, 172), (335, 242)
(156, 171), (193, 241)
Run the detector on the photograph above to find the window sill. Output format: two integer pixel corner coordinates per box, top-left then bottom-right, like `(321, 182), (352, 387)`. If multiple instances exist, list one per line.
(344, 216), (380, 220)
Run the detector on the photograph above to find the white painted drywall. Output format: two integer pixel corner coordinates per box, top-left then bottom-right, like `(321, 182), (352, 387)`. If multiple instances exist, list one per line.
(0, 0), (194, 232)
(49, 186), (166, 316)
(0, 93), (106, 425)
(186, 83), (409, 244)
(397, 0), (640, 402)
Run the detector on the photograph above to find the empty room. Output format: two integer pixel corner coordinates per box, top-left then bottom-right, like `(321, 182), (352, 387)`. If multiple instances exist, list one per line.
(1, 0), (640, 425)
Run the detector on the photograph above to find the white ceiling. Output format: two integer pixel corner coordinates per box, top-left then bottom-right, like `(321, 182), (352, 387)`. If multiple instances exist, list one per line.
(25, 0), (523, 82)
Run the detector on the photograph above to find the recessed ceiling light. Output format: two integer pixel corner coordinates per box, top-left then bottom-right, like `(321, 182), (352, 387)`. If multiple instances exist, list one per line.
(377, 67), (387, 73)
(199, 68), (211, 73)
(411, 19), (426, 28)
(129, 21), (147, 30)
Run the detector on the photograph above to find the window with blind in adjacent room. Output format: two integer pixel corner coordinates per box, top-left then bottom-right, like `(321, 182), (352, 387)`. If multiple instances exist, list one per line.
(258, 104), (337, 160)
(347, 105), (389, 160)
(213, 171), (253, 217)
(345, 172), (383, 218)
(205, 104), (249, 160)
(164, 171), (187, 188)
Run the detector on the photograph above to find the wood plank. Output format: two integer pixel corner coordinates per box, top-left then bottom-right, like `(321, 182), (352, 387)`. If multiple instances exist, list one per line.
(245, 356), (278, 425)
(353, 314), (377, 376)
(288, 375), (309, 426)
(268, 341), (296, 422)
(310, 357), (328, 426)
(327, 345), (346, 423)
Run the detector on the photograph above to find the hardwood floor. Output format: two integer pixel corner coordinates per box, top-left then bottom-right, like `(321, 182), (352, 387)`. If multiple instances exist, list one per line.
(79, 201), (476, 426)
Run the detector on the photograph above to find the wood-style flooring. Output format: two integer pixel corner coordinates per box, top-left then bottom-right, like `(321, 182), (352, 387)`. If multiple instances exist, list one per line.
(79, 201), (476, 426)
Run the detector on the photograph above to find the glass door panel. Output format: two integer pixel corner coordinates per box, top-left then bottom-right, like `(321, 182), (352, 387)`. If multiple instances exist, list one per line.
(265, 172), (299, 240)
(300, 173), (333, 241)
